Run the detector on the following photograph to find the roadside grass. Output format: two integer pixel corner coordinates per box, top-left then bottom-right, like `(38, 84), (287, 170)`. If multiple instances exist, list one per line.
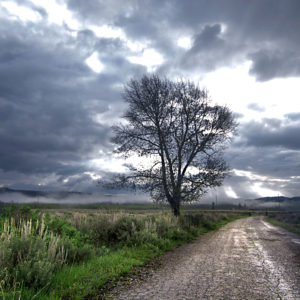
(0, 205), (249, 299)
(265, 214), (300, 234)
(48, 247), (159, 299)
(47, 214), (246, 299)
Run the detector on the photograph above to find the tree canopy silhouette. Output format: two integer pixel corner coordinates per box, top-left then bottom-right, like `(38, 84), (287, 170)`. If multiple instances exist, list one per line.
(111, 75), (237, 216)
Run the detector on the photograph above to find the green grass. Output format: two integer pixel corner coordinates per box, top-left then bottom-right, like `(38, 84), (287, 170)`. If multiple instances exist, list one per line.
(265, 216), (300, 234)
(0, 206), (248, 299)
(48, 214), (245, 299)
(49, 247), (161, 299)
(7, 245), (171, 299)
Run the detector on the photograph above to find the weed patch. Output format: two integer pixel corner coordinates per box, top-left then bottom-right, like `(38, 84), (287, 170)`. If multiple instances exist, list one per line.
(265, 214), (300, 234)
(0, 205), (247, 299)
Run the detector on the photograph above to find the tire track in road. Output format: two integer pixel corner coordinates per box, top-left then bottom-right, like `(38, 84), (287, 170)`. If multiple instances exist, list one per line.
(108, 217), (300, 300)
(247, 221), (297, 299)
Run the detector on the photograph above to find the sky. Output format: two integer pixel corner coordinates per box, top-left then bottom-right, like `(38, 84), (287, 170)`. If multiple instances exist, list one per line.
(0, 0), (300, 201)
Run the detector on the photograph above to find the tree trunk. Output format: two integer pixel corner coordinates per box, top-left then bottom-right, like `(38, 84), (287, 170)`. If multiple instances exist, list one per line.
(173, 205), (180, 217)
(170, 199), (180, 217)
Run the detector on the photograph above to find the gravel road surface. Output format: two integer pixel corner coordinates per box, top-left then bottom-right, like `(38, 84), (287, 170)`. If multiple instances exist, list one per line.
(108, 216), (300, 300)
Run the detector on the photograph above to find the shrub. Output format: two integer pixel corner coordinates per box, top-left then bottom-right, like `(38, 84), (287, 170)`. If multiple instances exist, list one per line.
(179, 214), (202, 231)
(0, 205), (39, 227)
(110, 216), (142, 245)
(83, 216), (114, 246)
(85, 215), (147, 247)
(59, 238), (92, 264)
(46, 216), (79, 239)
(0, 214), (93, 292)
(44, 215), (93, 262)
(0, 219), (67, 290)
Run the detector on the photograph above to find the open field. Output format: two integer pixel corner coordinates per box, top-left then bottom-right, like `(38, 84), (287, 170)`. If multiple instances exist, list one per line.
(0, 202), (298, 299)
(0, 203), (255, 299)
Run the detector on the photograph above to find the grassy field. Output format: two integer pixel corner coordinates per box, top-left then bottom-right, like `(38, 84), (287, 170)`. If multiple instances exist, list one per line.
(265, 211), (300, 234)
(0, 203), (252, 299)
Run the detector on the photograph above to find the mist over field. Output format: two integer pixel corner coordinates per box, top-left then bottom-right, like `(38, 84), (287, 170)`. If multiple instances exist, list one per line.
(0, 189), (151, 205)
(1, 187), (299, 210)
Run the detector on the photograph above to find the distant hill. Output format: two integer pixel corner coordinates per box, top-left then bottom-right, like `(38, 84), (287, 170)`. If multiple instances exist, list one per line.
(1, 187), (299, 207)
(0, 187), (150, 205)
(255, 196), (300, 203)
(0, 187), (91, 199)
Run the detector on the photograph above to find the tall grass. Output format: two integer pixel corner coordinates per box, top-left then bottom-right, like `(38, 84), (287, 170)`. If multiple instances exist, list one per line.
(0, 218), (67, 295)
(0, 206), (93, 298)
(265, 211), (300, 233)
(0, 205), (246, 299)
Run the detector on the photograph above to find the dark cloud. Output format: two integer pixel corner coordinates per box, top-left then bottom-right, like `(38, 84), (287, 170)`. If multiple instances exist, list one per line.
(1, 0), (300, 197)
(233, 112), (244, 119)
(203, 175), (261, 202)
(0, 17), (132, 190)
(223, 176), (261, 200)
(226, 145), (300, 179)
(247, 103), (265, 112)
(249, 50), (300, 81)
(14, 0), (48, 18)
(170, 0), (300, 80)
(191, 25), (224, 51)
(63, 0), (300, 81)
(178, 24), (237, 72)
(222, 115), (300, 197)
(64, 0), (300, 81)
(238, 118), (300, 150)
(285, 112), (300, 121)
(66, 0), (136, 24)
(224, 144), (300, 198)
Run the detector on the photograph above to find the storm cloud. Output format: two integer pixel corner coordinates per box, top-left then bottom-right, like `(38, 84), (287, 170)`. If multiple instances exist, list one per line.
(222, 115), (300, 199)
(0, 16), (121, 189)
(0, 0), (299, 199)
(239, 118), (300, 150)
(64, 0), (300, 80)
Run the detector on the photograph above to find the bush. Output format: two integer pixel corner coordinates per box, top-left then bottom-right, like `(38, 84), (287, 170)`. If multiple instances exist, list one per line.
(0, 205), (39, 227)
(110, 216), (145, 245)
(46, 216), (80, 240)
(78, 213), (224, 248)
(16, 257), (55, 289)
(155, 217), (177, 239)
(59, 238), (92, 264)
(0, 214), (93, 292)
(82, 215), (148, 247)
(0, 219), (67, 290)
(44, 215), (93, 263)
(83, 216), (114, 246)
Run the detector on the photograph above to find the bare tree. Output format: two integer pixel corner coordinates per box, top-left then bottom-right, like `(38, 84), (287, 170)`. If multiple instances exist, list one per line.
(111, 75), (237, 216)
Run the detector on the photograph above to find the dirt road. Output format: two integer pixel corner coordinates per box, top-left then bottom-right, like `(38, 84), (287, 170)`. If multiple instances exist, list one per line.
(109, 216), (300, 300)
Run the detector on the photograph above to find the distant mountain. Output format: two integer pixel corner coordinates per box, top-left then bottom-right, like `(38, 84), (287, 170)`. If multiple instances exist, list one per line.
(0, 187), (151, 205)
(0, 187), (91, 199)
(1, 187), (300, 206)
(255, 196), (300, 202)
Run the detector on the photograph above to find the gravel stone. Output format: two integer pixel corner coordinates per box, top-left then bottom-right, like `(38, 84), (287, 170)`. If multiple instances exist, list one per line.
(107, 216), (300, 300)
